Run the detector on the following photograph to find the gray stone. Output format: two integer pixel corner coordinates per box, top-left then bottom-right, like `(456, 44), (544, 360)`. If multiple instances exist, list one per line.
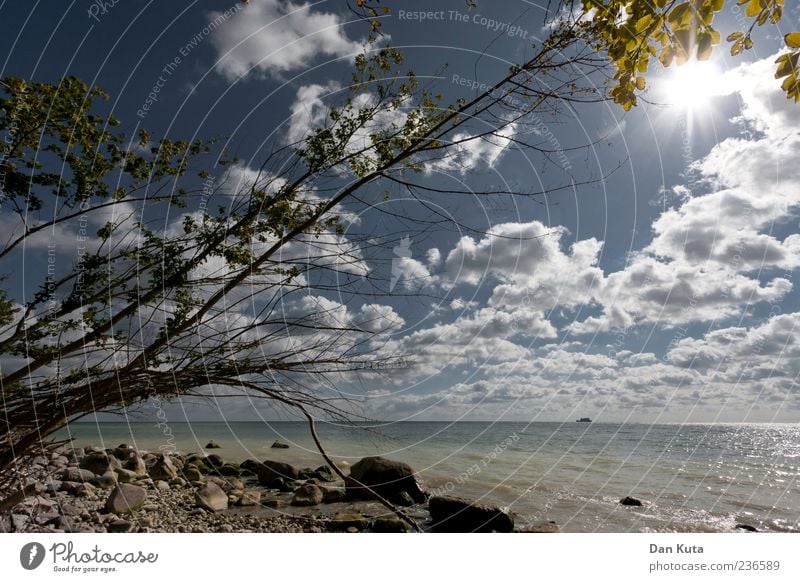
(60, 468), (95, 482)
(147, 455), (178, 481)
(183, 466), (202, 482)
(105, 484), (147, 514)
(124, 453), (147, 477)
(81, 452), (121, 475)
(620, 496), (643, 507)
(91, 472), (118, 489)
(114, 468), (138, 483)
(236, 490), (261, 506)
(322, 488), (348, 504)
(195, 482), (228, 512)
(107, 519), (134, 533)
(271, 440), (290, 449)
(331, 512), (368, 530)
(290, 483), (324, 506)
(256, 460), (301, 486)
(204, 453), (224, 468)
(428, 495), (514, 533)
(346, 456), (427, 504)
(205, 441), (221, 449)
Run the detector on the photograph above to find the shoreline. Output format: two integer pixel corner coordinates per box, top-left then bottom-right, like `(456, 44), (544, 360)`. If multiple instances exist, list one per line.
(0, 442), (545, 534)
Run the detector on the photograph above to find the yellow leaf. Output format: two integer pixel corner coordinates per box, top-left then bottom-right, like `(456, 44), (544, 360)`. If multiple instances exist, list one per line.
(745, 0), (761, 18)
(659, 46), (674, 67)
(785, 32), (800, 49)
(726, 32), (743, 42)
(636, 77), (647, 91)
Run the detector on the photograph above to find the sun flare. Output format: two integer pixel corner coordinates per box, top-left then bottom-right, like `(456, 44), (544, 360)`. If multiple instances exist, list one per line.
(664, 60), (724, 110)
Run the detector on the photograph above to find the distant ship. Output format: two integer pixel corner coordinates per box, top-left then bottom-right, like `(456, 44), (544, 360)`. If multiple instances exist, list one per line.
(576, 417), (592, 423)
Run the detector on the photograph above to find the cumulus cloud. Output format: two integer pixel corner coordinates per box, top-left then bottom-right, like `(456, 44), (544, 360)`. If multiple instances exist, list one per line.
(568, 53), (800, 333)
(210, 0), (363, 80)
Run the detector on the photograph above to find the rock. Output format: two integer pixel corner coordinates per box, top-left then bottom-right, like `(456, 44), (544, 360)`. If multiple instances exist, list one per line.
(205, 441), (221, 449)
(290, 483), (324, 506)
(168, 477), (186, 488)
(61, 468), (95, 482)
(74, 483), (97, 497)
(80, 452), (121, 475)
(147, 454), (178, 481)
(236, 490), (261, 506)
(91, 472), (118, 489)
(155, 480), (170, 491)
(332, 512), (368, 530)
(277, 479), (299, 493)
(736, 524), (758, 532)
(195, 482), (228, 512)
(620, 496), (643, 507)
(49, 516), (77, 532)
(12, 513), (29, 531)
(256, 460), (301, 486)
(183, 466), (203, 482)
(218, 463), (240, 477)
(394, 491), (415, 506)
(114, 468), (138, 483)
(204, 454), (224, 468)
(60, 503), (85, 517)
(107, 519), (134, 533)
(105, 484), (147, 514)
(124, 453), (147, 477)
(271, 440), (290, 449)
(428, 496), (514, 533)
(372, 516), (411, 533)
(44, 480), (63, 494)
(346, 526), (359, 533)
(262, 498), (284, 509)
(346, 456), (427, 504)
(59, 481), (81, 494)
(322, 488), (348, 504)
(520, 521), (560, 533)
(240, 459), (261, 473)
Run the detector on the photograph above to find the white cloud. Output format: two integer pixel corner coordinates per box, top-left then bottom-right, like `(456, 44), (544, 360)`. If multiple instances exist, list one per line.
(210, 0), (363, 80)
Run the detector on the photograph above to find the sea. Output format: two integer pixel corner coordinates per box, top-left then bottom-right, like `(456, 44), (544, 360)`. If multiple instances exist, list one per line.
(58, 421), (800, 533)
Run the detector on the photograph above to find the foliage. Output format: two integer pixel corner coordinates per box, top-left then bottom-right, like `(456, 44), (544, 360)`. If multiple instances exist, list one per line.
(351, 0), (800, 109)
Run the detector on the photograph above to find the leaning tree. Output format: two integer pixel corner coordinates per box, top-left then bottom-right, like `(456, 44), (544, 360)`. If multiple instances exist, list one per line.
(2, 0), (795, 499)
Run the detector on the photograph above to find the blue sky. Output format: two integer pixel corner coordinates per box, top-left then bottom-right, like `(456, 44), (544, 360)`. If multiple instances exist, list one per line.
(2, 1), (800, 424)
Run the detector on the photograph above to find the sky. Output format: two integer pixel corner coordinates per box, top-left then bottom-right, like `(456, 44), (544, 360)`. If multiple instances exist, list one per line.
(2, 1), (800, 424)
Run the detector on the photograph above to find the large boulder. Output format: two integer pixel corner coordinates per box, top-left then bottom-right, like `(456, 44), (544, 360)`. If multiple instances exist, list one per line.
(195, 482), (228, 512)
(146, 454), (178, 481)
(256, 460), (301, 486)
(428, 496), (514, 533)
(80, 452), (121, 475)
(345, 456), (426, 504)
(619, 496), (643, 507)
(105, 484), (147, 514)
(290, 484), (323, 506)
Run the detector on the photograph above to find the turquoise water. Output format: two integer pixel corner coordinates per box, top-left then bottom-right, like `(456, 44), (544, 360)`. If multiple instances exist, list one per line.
(58, 421), (800, 532)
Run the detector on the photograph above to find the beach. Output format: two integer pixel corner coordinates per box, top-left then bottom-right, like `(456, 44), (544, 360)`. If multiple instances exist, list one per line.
(0, 421), (795, 533)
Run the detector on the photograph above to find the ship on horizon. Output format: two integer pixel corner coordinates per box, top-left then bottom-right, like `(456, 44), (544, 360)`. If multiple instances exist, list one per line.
(576, 417), (592, 423)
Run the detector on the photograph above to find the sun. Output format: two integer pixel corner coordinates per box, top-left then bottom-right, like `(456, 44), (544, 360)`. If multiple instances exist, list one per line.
(663, 60), (724, 111)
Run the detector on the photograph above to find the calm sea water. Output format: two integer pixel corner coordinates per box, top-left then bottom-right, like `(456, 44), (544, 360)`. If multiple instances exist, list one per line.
(58, 421), (800, 532)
